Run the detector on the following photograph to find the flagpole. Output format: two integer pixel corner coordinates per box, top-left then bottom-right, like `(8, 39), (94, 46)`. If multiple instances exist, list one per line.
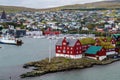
(49, 38), (52, 63)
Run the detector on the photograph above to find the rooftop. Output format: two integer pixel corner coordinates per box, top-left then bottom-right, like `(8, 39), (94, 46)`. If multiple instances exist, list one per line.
(85, 46), (102, 54)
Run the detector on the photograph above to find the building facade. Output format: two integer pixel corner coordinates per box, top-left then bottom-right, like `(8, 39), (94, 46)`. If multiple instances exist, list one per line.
(56, 38), (82, 59)
(85, 46), (106, 61)
(43, 27), (61, 35)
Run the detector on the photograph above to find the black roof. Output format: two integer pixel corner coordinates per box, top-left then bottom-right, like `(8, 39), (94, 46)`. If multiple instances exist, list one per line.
(1, 11), (7, 19)
(56, 38), (78, 46)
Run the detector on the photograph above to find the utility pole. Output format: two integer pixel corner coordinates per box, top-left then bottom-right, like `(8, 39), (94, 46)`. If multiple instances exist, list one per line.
(49, 38), (52, 63)
(9, 76), (11, 80)
(78, 26), (80, 35)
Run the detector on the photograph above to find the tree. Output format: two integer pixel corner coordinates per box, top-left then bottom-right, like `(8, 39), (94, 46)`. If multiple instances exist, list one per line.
(0, 26), (3, 31)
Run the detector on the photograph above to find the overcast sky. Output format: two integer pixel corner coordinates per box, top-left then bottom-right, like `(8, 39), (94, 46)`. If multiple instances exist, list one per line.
(0, 0), (105, 9)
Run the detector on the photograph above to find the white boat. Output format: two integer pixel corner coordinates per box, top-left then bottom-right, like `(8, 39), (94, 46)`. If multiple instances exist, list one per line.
(33, 36), (45, 39)
(0, 35), (23, 45)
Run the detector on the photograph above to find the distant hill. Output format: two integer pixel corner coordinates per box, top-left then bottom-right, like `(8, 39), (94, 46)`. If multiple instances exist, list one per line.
(54, 1), (120, 10)
(0, 5), (39, 13)
(0, 1), (120, 12)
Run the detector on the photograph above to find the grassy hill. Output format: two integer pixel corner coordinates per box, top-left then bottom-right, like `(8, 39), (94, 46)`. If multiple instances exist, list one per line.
(0, 5), (38, 12)
(0, 1), (120, 12)
(54, 1), (120, 10)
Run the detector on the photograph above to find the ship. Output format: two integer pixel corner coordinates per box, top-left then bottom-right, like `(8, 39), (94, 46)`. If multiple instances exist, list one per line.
(0, 34), (23, 45)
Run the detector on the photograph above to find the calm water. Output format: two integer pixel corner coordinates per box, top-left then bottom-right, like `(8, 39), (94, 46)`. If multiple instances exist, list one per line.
(0, 38), (120, 80)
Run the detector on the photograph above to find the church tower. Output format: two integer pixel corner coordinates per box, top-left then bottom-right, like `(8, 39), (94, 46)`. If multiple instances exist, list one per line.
(0, 10), (7, 22)
(1, 10), (7, 19)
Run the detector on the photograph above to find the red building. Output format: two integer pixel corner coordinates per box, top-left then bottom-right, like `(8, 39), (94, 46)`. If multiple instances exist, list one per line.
(55, 37), (118, 60)
(106, 48), (118, 56)
(56, 37), (83, 59)
(82, 45), (91, 52)
(94, 38), (117, 59)
(111, 38), (116, 46)
(95, 38), (116, 46)
(43, 28), (61, 35)
(85, 46), (106, 60)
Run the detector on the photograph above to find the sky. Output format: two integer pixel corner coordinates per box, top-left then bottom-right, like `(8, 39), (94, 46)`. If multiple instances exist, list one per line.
(0, 0), (110, 9)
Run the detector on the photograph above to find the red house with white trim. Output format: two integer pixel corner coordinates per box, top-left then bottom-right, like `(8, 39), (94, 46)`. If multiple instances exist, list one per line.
(56, 37), (83, 59)
(85, 46), (106, 60)
(95, 38), (116, 46)
(43, 27), (61, 35)
(95, 37), (118, 58)
(111, 38), (116, 47)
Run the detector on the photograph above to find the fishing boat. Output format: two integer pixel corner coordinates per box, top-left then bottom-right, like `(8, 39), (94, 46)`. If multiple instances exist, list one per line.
(0, 35), (23, 45)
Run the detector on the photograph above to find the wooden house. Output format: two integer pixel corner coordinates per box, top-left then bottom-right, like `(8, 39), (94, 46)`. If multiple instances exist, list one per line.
(43, 27), (61, 35)
(56, 37), (82, 59)
(85, 46), (106, 61)
(111, 38), (116, 47)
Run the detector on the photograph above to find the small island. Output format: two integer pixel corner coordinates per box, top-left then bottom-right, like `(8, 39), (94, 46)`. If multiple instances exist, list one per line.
(21, 35), (120, 78)
(20, 57), (120, 78)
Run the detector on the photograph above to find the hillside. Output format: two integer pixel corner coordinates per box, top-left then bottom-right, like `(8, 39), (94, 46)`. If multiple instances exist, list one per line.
(0, 1), (120, 12)
(55, 1), (120, 10)
(84, 1), (120, 8)
(0, 5), (38, 12)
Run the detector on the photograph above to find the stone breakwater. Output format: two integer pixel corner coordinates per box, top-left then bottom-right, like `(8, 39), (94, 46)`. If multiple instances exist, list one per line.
(20, 57), (120, 78)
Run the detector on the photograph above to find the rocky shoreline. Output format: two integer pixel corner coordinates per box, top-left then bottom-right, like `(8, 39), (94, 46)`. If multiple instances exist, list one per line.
(20, 57), (120, 78)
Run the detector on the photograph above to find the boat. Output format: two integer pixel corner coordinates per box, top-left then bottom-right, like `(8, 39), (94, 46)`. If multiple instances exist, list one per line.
(0, 35), (23, 45)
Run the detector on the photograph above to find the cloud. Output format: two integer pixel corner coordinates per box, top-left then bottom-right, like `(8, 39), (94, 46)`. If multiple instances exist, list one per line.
(0, 0), (104, 9)
(106, 0), (120, 1)
(19, 0), (104, 8)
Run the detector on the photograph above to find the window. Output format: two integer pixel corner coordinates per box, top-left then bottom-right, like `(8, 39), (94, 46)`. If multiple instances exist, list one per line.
(71, 47), (73, 50)
(63, 50), (66, 53)
(60, 47), (62, 49)
(80, 51), (81, 53)
(67, 47), (69, 49)
(77, 43), (80, 45)
(67, 51), (69, 53)
(63, 42), (66, 45)
(57, 50), (61, 53)
(80, 47), (81, 49)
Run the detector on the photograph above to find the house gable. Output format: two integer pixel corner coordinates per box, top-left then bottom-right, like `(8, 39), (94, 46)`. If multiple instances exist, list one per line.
(62, 38), (67, 46)
(56, 38), (83, 59)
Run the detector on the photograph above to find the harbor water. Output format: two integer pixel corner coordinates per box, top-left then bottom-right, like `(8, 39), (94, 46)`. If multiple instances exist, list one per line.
(0, 38), (120, 80)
